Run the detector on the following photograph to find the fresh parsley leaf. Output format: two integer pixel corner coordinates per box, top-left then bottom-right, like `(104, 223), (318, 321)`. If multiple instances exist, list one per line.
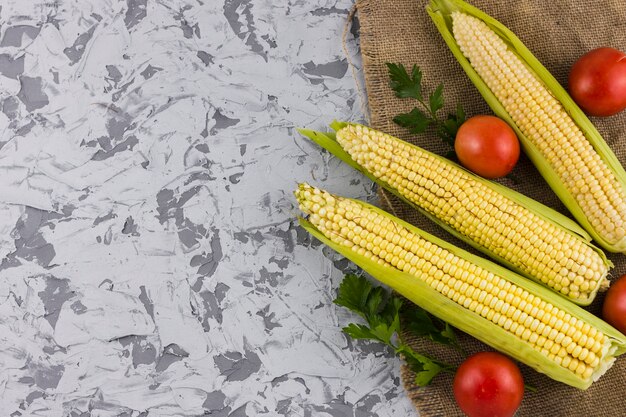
(386, 62), (466, 152)
(441, 116), (459, 136)
(336, 274), (396, 323)
(334, 274), (457, 387)
(398, 345), (452, 386)
(404, 308), (439, 337)
(404, 308), (461, 351)
(365, 286), (386, 319)
(380, 295), (402, 326)
(343, 323), (379, 341)
(345, 319), (398, 347)
(413, 359), (445, 386)
(438, 104), (466, 148)
(393, 108), (432, 134)
(441, 323), (459, 348)
(387, 63), (423, 100)
(334, 273), (372, 318)
(369, 321), (399, 344)
(429, 83), (445, 115)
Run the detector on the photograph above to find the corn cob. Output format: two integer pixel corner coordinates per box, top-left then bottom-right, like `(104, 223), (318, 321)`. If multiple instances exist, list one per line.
(296, 183), (626, 389)
(428, 0), (626, 253)
(299, 123), (611, 305)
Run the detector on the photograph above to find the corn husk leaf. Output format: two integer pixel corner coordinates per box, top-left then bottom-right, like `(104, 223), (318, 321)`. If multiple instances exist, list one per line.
(298, 194), (626, 389)
(427, 0), (626, 252)
(298, 123), (612, 305)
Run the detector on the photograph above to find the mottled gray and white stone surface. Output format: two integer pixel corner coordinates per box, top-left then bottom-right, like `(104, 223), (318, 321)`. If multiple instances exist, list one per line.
(0, 0), (417, 415)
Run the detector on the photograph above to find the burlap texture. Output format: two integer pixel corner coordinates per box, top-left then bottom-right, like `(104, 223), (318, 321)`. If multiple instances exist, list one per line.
(355, 0), (626, 415)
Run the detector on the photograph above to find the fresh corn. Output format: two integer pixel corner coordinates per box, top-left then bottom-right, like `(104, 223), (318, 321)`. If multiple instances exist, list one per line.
(300, 123), (611, 305)
(296, 183), (626, 389)
(428, 0), (626, 253)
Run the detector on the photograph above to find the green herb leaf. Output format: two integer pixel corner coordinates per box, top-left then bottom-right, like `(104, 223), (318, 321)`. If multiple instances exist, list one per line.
(429, 83), (445, 115)
(405, 309), (440, 338)
(365, 286), (387, 319)
(343, 323), (379, 341)
(334, 274), (456, 387)
(334, 273), (372, 318)
(386, 62), (466, 153)
(380, 295), (403, 326)
(398, 345), (450, 386)
(413, 360), (445, 386)
(369, 321), (399, 344)
(441, 323), (459, 347)
(404, 308), (460, 349)
(393, 108), (432, 134)
(387, 63), (422, 100)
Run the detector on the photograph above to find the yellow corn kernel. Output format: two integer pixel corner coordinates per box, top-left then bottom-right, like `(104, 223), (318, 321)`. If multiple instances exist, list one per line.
(452, 11), (626, 250)
(336, 123), (609, 303)
(296, 183), (610, 385)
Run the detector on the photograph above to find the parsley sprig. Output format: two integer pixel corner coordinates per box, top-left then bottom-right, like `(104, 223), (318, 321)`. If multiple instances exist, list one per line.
(386, 63), (465, 151)
(334, 273), (457, 386)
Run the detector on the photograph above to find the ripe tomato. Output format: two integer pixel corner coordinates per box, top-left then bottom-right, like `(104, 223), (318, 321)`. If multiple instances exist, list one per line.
(455, 115), (520, 179)
(453, 352), (524, 417)
(568, 47), (626, 117)
(602, 274), (626, 334)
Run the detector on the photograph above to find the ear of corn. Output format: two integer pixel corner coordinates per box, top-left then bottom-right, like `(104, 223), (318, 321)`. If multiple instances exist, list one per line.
(296, 183), (626, 390)
(299, 123), (612, 306)
(427, 0), (626, 253)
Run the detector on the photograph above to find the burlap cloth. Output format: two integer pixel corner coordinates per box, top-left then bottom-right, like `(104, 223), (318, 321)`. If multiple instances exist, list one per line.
(354, 0), (626, 415)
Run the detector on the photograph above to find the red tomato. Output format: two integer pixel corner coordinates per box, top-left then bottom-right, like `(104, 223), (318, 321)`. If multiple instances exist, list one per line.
(455, 115), (520, 179)
(453, 352), (524, 417)
(603, 274), (626, 334)
(568, 47), (626, 117)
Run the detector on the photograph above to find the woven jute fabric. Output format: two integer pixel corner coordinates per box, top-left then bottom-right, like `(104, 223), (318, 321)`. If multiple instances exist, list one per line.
(355, 0), (626, 415)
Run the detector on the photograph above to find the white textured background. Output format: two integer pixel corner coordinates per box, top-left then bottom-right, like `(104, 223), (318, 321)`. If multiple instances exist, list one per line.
(0, 0), (418, 415)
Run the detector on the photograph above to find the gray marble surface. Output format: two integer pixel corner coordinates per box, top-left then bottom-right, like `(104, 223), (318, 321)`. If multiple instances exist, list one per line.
(0, 0), (417, 415)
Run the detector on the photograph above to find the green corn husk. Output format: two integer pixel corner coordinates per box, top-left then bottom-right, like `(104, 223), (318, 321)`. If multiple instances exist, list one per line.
(295, 184), (626, 390)
(298, 122), (612, 306)
(427, 0), (626, 253)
